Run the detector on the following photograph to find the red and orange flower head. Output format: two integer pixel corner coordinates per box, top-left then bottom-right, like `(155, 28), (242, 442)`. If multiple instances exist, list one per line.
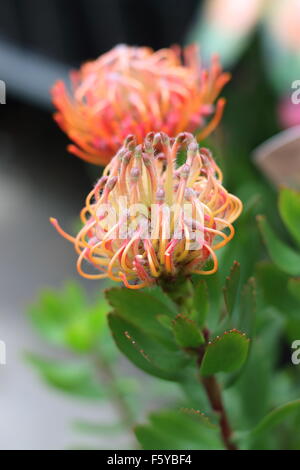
(52, 44), (230, 166)
(50, 132), (242, 289)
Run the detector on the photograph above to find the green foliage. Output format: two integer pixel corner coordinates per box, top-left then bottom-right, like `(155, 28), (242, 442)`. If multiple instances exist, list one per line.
(237, 400), (300, 450)
(28, 282), (107, 353)
(288, 278), (300, 303)
(279, 188), (300, 248)
(193, 279), (209, 327)
(135, 409), (224, 450)
(223, 261), (241, 317)
(249, 400), (300, 439)
(172, 315), (204, 349)
(105, 287), (177, 349)
(239, 277), (256, 336)
(200, 330), (250, 376)
(27, 354), (105, 399)
(22, 17), (300, 451)
(257, 215), (300, 276)
(108, 312), (188, 381)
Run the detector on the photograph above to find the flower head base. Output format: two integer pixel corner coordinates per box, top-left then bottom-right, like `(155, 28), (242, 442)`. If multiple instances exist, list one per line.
(51, 132), (242, 289)
(52, 44), (230, 166)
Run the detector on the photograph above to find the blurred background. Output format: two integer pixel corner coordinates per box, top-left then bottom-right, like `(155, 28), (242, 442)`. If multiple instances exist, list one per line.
(0, 0), (300, 449)
(0, 0), (199, 450)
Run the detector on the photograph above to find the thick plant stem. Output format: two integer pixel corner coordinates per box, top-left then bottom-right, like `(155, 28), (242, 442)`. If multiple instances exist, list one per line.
(201, 375), (237, 450)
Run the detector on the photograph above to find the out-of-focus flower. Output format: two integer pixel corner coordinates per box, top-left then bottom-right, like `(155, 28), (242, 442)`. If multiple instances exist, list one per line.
(52, 44), (230, 166)
(267, 0), (300, 52)
(187, 0), (266, 67)
(189, 0), (300, 100)
(50, 132), (242, 289)
(278, 96), (300, 129)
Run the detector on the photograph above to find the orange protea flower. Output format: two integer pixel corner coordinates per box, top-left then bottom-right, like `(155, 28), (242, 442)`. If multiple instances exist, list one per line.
(50, 132), (242, 289)
(52, 44), (230, 166)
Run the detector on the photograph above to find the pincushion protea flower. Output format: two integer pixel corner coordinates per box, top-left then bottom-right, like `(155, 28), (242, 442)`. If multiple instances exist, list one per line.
(50, 132), (242, 289)
(52, 44), (230, 166)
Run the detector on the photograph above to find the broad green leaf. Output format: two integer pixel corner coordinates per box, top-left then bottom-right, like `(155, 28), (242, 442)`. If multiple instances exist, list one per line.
(223, 261), (241, 317)
(172, 315), (204, 349)
(135, 409), (224, 450)
(279, 188), (300, 247)
(105, 288), (177, 349)
(108, 313), (188, 381)
(27, 354), (105, 399)
(257, 215), (300, 276)
(193, 280), (209, 327)
(200, 330), (250, 376)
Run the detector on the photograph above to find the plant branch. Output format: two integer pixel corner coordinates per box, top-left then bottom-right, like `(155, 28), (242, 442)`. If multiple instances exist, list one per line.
(201, 375), (237, 450)
(160, 277), (237, 450)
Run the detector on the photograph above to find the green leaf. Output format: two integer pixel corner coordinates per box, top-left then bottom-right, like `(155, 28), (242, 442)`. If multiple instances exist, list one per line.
(108, 313), (188, 381)
(223, 261), (241, 317)
(27, 354), (105, 399)
(255, 262), (296, 313)
(245, 400), (300, 441)
(172, 315), (204, 349)
(73, 420), (125, 435)
(28, 282), (86, 344)
(143, 286), (178, 314)
(64, 306), (106, 353)
(105, 287), (177, 349)
(279, 188), (300, 247)
(288, 278), (300, 303)
(239, 277), (256, 335)
(200, 330), (250, 376)
(135, 409), (224, 450)
(156, 315), (173, 331)
(257, 215), (300, 276)
(28, 282), (108, 352)
(234, 335), (274, 430)
(193, 280), (209, 327)
(255, 262), (300, 342)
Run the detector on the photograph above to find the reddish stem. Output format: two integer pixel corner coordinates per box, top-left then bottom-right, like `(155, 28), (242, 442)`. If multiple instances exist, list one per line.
(201, 375), (237, 450)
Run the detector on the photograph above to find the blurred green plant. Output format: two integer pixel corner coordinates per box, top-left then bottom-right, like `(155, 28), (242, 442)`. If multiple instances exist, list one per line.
(27, 282), (140, 447)
(28, 185), (300, 449)
(257, 187), (300, 343)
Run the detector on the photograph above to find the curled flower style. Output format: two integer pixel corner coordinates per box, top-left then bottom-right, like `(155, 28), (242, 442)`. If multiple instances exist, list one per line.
(52, 44), (230, 166)
(50, 132), (242, 289)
